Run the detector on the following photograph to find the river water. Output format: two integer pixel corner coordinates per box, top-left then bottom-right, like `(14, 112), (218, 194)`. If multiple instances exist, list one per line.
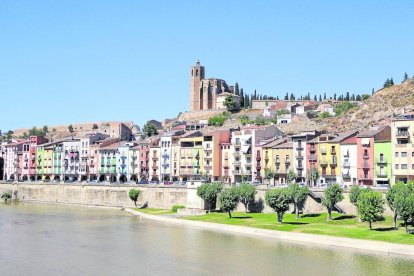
(0, 203), (413, 276)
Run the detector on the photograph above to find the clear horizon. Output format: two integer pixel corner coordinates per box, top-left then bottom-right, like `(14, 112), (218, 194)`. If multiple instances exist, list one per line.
(1, 1), (414, 131)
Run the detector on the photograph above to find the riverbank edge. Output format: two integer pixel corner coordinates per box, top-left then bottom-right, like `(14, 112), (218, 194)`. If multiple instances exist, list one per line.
(124, 208), (414, 258)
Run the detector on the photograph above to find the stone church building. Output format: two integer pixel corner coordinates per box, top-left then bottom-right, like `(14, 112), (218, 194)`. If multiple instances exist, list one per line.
(189, 60), (237, 112)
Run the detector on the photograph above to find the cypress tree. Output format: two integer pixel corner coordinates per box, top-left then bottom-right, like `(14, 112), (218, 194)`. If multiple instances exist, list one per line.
(284, 92), (288, 100)
(234, 82), (240, 96)
(323, 93), (326, 100)
(240, 88), (244, 108)
(333, 93), (337, 100)
(319, 95), (322, 102)
(403, 72), (408, 82)
(314, 95), (317, 101)
(346, 91), (350, 101)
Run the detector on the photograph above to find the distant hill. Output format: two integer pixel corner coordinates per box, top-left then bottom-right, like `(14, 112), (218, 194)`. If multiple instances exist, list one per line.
(323, 78), (414, 132)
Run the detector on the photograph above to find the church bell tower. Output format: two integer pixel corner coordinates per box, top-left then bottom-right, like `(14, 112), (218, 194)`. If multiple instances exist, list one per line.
(190, 60), (205, 112)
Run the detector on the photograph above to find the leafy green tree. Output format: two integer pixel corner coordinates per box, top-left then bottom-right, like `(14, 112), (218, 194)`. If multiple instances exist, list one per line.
(394, 182), (414, 233)
(208, 113), (228, 126)
(286, 170), (297, 183)
(264, 168), (274, 185)
(254, 115), (268, 126)
(334, 101), (356, 116)
(42, 125), (49, 135)
(386, 182), (405, 229)
(319, 111), (332, 119)
(142, 122), (158, 138)
(322, 184), (344, 221)
(197, 182), (224, 212)
(239, 115), (250, 126)
(289, 183), (308, 219)
(219, 187), (240, 218)
(308, 167), (319, 186)
(265, 188), (292, 223)
(128, 189), (140, 206)
(68, 125), (74, 133)
(224, 96), (237, 111)
(1, 192), (12, 203)
(360, 94), (370, 101)
(237, 182), (257, 213)
(358, 190), (384, 230)
(349, 185), (369, 222)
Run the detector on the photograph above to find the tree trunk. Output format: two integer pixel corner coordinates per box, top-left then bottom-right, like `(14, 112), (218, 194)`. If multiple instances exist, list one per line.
(277, 212), (283, 223)
(405, 220), (409, 233)
(228, 210), (232, 218)
(393, 212), (398, 229)
(244, 202), (248, 214)
(369, 221), (372, 230)
(327, 208), (332, 221)
(134, 201), (137, 207)
(295, 203), (299, 220)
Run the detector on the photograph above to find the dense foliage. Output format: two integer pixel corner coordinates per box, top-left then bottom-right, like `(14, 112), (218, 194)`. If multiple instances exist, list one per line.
(208, 113), (229, 127)
(289, 183), (308, 219)
(358, 189), (384, 230)
(334, 101), (357, 116)
(265, 188), (292, 223)
(219, 187), (240, 218)
(237, 182), (257, 213)
(171, 205), (185, 213)
(142, 122), (159, 138)
(128, 189), (140, 206)
(197, 182), (224, 212)
(322, 184), (344, 221)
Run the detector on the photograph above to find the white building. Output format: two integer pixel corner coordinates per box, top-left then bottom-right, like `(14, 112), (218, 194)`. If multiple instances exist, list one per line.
(339, 136), (358, 187)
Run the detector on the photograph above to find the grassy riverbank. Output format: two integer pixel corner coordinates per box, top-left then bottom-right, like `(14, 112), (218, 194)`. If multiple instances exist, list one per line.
(183, 212), (414, 245)
(133, 208), (174, 215)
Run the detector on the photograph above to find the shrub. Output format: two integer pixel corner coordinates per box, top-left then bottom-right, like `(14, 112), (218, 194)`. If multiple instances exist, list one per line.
(208, 113), (229, 126)
(128, 189), (140, 206)
(334, 101), (356, 116)
(319, 111), (332, 119)
(171, 205), (185, 213)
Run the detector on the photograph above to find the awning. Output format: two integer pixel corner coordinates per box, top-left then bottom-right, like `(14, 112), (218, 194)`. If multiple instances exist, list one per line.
(361, 138), (370, 146)
(242, 145), (251, 154)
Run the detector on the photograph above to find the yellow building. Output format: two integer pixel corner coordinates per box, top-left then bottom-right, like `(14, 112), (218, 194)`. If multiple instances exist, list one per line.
(171, 143), (181, 181)
(179, 131), (204, 181)
(316, 131), (357, 186)
(272, 141), (293, 185)
(261, 138), (287, 184)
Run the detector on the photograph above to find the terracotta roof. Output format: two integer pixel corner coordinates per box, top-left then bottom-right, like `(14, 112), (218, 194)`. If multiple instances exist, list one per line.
(262, 137), (287, 148)
(341, 136), (357, 145)
(100, 142), (121, 150)
(330, 131), (358, 143)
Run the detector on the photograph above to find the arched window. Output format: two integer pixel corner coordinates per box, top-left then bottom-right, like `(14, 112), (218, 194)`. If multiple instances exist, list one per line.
(196, 69), (198, 77)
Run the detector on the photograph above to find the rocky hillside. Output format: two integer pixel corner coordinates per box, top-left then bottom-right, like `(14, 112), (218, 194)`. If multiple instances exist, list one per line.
(324, 79), (414, 132)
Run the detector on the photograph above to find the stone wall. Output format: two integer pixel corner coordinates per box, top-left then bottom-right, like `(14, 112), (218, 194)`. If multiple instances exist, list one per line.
(0, 183), (393, 216)
(0, 183), (187, 209)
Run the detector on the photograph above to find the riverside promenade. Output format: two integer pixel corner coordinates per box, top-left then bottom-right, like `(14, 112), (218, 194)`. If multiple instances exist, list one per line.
(124, 208), (414, 258)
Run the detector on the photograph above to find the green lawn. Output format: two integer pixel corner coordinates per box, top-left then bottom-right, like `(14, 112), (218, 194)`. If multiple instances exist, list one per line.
(183, 212), (414, 245)
(133, 208), (174, 215)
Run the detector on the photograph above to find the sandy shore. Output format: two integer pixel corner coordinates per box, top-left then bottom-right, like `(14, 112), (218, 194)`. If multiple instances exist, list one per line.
(124, 208), (414, 258)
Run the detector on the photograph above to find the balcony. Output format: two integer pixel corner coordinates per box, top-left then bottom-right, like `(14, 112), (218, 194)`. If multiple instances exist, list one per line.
(396, 131), (410, 139)
(275, 159), (281, 164)
(321, 148), (327, 154)
(330, 159), (337, 166)
(362, 163), (370, 169)
(377, 171), (388, 177)
(232, 170), (241, 175)
(297, 144), (304, 150)
(295, 154), (304, 160)
(309, 155), (317, 161)
(320, 160), (328, 166)
(264, 155), (269, 161)
(331, 149), (336, 155)
(363, 154), (369, 159)
(233, 151), (241, 156)
(152, 157), (159, 161)
(256, 156), (262, 161)
(309, 145), (316, 152)
(342, 173), (351, 179)
(342, 162), (350, 167)
(376, 158), (387, 164)
(285, 158), (291, 164)
(233, 161), (241, 166)
(297, 163), (303, 169)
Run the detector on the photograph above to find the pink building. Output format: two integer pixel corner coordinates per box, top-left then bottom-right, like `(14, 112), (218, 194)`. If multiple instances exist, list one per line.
(139, 141), (150, 181)
(356, 126), (390, 185)
(306, 138), (318, 186)
(29, 136), (48, 180)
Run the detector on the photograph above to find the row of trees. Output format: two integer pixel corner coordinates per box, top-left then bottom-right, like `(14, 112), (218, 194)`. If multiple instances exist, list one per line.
(383, 72), (412, 88)
(196, 181), (414, 233)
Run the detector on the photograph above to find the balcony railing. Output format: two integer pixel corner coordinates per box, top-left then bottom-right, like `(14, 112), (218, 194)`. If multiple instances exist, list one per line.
(377, 171), (388, 177)
(362, 163), (370, 169)
(342, 173), (351, 179)
(295, 154), (304, 160)
(363, 154), (369, 159)
(396, 131), (410, 138)
(320, 160), (328, 166)
(376, 158), (387, 164)
(342, 162), (350, 167)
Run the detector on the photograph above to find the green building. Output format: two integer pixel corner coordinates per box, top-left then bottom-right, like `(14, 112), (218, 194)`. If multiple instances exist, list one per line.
(374, 140), (392, 186)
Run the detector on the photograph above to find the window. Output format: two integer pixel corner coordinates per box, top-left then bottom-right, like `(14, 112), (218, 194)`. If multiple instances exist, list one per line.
(401, 152), (408, 157)
(395, 164), (399, 169)
(401, 164), (408, 170)
(395, 152), (399, 157)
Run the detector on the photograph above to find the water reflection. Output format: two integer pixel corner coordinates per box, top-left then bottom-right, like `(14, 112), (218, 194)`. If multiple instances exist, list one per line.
(0, 203), (413, 276)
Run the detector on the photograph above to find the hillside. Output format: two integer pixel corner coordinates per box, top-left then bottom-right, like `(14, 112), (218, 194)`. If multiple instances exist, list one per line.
(323, 79), (414, 132)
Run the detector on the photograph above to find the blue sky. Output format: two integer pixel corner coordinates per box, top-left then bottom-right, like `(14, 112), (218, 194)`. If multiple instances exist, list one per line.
(1, 1), (414, 131)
